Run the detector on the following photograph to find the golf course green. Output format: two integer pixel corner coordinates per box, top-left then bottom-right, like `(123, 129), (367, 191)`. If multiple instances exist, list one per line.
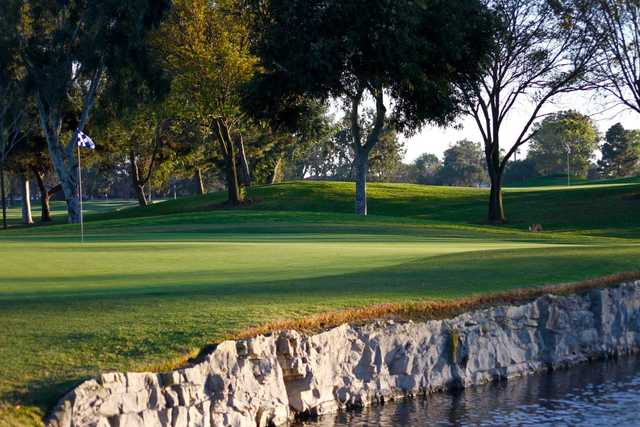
(1, 179), (639, 425)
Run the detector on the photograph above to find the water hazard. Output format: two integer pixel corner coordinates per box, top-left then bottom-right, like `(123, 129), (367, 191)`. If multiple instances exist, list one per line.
(295, 356), (640, 426)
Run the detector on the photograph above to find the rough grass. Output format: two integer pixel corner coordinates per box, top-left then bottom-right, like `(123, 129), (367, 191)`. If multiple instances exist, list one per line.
(1, 179), (640, 425)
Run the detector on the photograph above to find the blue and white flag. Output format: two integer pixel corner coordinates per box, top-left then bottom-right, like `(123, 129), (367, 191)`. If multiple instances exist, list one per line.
(76, 131), (96, 150)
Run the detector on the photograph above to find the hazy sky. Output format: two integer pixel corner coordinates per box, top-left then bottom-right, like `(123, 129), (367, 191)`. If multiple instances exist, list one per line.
(402, 91), (640, 162)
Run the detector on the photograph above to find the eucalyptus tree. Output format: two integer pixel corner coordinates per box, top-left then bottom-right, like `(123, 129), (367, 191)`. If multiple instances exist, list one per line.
(457, 0), (598, 223)
(248, 0), (494, 215)
(21, 0), (171, 222)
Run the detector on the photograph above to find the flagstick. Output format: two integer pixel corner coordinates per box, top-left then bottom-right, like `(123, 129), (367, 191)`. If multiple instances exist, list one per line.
(77, 144), (84, 244)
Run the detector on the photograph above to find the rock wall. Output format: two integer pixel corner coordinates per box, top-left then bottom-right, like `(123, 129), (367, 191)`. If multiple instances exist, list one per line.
(47, 281), (640, 427)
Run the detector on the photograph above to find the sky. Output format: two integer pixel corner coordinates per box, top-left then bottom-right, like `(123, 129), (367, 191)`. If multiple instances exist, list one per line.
(401, 91), (640, 162)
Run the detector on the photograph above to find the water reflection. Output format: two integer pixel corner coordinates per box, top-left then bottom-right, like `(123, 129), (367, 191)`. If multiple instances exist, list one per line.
(295, 356), (640, 426)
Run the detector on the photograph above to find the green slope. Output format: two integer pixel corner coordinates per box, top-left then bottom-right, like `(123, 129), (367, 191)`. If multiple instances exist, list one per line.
(84, 179), (640, 237)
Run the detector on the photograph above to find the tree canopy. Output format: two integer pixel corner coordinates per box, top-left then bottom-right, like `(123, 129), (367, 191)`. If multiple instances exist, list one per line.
(152, 0), (257, 205)
(438, 140), (488, 187)
(457, 0), (598, 222)
(582, 0), (640, 115)
(247, 0), (495, 214)
(527, 111), (599, 178)
(599, 123), (640, 178)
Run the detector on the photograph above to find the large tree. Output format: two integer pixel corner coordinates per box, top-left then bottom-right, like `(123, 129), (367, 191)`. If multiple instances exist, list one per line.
(153, 0), (256, 205)
(527, 110), (599, 178)
(0, 0), (28, 229)
(248, 0), (494, 215)
(583, 0), (640, 115)
(599, 123), (640, 177)
(21, 0), (170, 223)
(457, 0), (597, 223)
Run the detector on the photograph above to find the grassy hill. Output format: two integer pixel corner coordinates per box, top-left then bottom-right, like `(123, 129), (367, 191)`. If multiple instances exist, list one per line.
(506, 174), (640, 188)
(1, 179), (640, 424)
(87, 178), (640, 237)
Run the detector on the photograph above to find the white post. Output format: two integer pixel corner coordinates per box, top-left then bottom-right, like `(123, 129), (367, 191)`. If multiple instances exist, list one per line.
(77, 144), (84, 243)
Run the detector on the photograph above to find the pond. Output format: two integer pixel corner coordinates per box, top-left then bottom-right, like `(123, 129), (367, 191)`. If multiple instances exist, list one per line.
(295, 355), (640, 426)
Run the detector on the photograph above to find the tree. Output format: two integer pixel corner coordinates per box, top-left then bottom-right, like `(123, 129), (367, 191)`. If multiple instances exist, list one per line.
(325, 117), (406, 182)
(457, 0), (597, 223)
(599, 123), (640, 177)
(153, 0), (256, 205)
(527, 111), (599, 178)
(282, 114), (407, 182)
(278, 102), (338, 181)
(94, 88), (190, 207)
(5, 131), (61, 223)
(437, 140), (488, 187)
(583, 1), (640, 115)
(503, 159), (539, 184)
(411, 153), (442, 185)
(0, 0), (28, 229)
(22, 0), (171, 223)
(248, 0), (494, 215)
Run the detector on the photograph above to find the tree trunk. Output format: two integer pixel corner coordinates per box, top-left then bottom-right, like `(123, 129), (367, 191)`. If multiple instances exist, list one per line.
(1, 165), (7, 229)
(129, 151), (148, 207)
(195, 168), (206, 195)
(41, 190), (52, 222)
(354, 148), (368, 216)
(135, 184), (147, 206)
(33, 170), (53, 222)
(225, 151), (242, 205)
(349, 85), (385, 217)
(236, 135), (251, 187)
(21, 176), (33, 225)
(35, 98), (82, 223)
(271, 157), (283, 184)
(486, 153), (506, 224)
(215, 120), (243, 205)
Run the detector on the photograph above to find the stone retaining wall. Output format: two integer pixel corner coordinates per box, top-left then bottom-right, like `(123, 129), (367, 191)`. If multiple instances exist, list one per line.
(47, 281), (640, 427)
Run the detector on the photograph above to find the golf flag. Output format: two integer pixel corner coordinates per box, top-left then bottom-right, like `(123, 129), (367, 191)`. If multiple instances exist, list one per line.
(76, 131), (96, 149)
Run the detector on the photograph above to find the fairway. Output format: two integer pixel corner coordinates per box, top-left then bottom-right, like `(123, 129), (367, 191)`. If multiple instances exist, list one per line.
(1, 180), (640, 423)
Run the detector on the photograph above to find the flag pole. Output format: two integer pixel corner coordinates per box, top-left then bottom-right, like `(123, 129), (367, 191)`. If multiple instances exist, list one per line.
(77, 142), (84, 244)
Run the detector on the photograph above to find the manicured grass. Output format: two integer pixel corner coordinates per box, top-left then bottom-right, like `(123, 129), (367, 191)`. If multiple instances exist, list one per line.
(1, 179), (639, 425)
(74, 179), (640, 237)
(506, 174), (640, 188)
(1, 199), (137, 227)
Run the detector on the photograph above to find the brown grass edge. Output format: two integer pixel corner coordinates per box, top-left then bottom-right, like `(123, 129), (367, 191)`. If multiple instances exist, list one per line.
(30, 271), (640, 427)
(170, 271), (640, 369)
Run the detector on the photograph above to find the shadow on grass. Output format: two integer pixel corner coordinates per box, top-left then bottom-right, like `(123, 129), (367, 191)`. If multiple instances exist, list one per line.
(2, 244), (640, 413)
